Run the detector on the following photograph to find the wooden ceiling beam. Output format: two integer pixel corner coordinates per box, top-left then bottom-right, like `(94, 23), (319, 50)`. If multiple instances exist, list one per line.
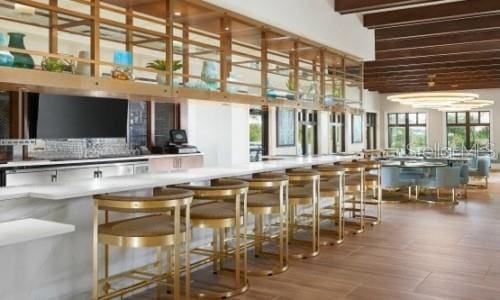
(366, 75), (500, 87)
(364, 0), (500, 29)
(364, 59), (500, 74)
(365, 50), (500, 68)
(334, 0), (439, 14)
(375, 39), (500, 60)
(376, 29), (500, 51)
(368, 81), (500, 93)
(365, 69), (500, 82)
(376, 14), (500, 41)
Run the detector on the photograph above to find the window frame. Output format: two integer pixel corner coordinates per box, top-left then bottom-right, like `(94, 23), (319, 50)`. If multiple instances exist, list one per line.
(446, 111), (490, 150)
(387, 112), (427, 154)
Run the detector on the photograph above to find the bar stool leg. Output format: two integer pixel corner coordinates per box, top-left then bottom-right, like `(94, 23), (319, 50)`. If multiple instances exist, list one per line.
(315, 178), (320, 254)
(173, 204), (181, 300)
(283, 183), (289, 265)
(235, 193), (241, 288)
(92, 201), (99, 300)
(255, 215), (263, 257)
(243, 191), (248, 286)
(184, 204), (191, 300)
(279, 184), (286, 269)
(338, 174), (345, 243)
(212, 229), (219, 274)
(359, 187), (365, 233)
(156, 247), (163, 298)
(219, 228), (226, 272)
(288, 204), (295, 241)
(103, 211), (110, 295)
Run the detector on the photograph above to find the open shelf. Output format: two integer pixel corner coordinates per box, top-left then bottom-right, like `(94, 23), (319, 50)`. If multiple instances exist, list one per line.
(0, 0), (364, 112)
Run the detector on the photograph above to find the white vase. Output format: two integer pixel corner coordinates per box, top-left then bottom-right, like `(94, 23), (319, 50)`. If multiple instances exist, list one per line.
(75, 50), (91, 76)
(156, 72), (167, 85)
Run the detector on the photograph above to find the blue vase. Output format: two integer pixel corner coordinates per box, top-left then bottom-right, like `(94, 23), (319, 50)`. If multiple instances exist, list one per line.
(111, 50), (133, 80)
(201, 61), (219, 91)
(8, 32), (34, 69)
(0, 33), (14, 67)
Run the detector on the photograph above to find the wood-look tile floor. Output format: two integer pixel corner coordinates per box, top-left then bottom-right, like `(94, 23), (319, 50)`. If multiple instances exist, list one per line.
(132, 175), (500, 299)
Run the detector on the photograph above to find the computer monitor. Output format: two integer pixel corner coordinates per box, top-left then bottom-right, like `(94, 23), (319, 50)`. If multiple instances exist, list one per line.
(169, 129), (188, 144)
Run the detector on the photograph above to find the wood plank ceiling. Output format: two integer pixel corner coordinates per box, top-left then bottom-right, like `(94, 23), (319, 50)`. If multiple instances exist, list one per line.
(334, 0), (500, 93)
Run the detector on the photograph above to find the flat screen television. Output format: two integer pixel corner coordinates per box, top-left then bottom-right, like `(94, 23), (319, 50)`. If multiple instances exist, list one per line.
(27, 93), (128, 139)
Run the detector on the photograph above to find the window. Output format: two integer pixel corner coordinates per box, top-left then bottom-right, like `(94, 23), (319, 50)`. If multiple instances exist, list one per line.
(329, 112), (345, 153)
(446, 111), (490, 150)
(387, 112), (427, 154)
(366, 112), (377, 150)
(249, 108), (268, 161)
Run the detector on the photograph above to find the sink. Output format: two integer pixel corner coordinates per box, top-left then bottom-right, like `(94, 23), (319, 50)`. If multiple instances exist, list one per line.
(261, 157), (285, 161)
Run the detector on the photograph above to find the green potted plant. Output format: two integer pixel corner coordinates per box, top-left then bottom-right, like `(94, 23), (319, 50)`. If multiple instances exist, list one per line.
(146, 59), (182, 84)
(41, 57), (74, 73)
(285, 74), (297, 100)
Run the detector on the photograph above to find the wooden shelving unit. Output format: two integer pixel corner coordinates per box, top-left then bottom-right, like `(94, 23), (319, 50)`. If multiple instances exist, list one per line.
(0, 0), (363, 112)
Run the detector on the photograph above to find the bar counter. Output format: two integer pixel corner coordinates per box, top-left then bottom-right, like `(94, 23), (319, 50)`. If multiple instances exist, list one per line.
(0, 154), (356, 299)
(0, 155), (356, 201)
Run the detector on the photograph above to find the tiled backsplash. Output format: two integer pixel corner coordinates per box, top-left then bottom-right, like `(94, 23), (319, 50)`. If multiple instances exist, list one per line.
(28, 138), (134, 160)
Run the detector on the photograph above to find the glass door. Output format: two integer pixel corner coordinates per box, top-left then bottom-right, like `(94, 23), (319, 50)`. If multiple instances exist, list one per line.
(329, 112), (345, 153)
(249, 108), (268, 161)
(298, 110), (318, 156)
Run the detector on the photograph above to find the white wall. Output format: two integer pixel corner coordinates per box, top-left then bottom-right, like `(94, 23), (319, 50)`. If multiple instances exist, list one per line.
(379, 88), (500, 151)
(181, 100), (250, 166)
(203, 0), (375, 60)
(345, 90), (381, 152)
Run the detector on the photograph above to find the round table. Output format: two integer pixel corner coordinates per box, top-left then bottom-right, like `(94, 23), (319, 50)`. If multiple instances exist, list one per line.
(382, 161), (447, 169)
(381, 161), (447, 202)
(424, 157), (471, 167)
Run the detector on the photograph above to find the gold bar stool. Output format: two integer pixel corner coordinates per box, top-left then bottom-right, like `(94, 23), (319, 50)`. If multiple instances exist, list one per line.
(286, 168), (321, 259)
(242, 173), (289, 276)
(313, 164), (346, 245)
(177, 179), (249, 298)
(338, 162), (366, 234)
(358, 160), (382, 226)
(92, 188), (193, 300)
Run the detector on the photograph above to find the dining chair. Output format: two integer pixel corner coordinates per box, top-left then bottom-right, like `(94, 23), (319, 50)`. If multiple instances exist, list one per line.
(469, 156), (490, 188)
(381, 167), (414, 201)
(459, 164), (469, 198)
(416, 166), (461, 204)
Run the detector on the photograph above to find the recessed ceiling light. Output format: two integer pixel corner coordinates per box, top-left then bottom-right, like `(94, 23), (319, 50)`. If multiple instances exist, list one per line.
(224, 27), (230, 31)
(174, 11), (182, 16)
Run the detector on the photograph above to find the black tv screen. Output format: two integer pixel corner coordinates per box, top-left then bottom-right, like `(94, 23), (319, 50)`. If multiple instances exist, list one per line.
(27, 93), (128, 139)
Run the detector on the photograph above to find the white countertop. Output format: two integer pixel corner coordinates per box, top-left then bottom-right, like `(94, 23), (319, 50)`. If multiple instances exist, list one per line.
(0, 218), (75, 247)
(0, 153), (203, 169)
(0, 155), (356, 201)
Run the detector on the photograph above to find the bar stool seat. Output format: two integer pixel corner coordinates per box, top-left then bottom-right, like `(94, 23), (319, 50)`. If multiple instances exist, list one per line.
(286, 168), (320, 258)
(304, 182), (340, 197)
(344, 174), (377, 189)
(93, 188), (193, 300)
(99, 215), (186, 247)
(248, 193), (280, 208)
(241, 172), (289, 276)
(176, 178), (249, 298)
(190, 202), (237, 220)
(312, 164), (346, 245)
(337, 162), (366, 233)
(287, 186), (313, 204)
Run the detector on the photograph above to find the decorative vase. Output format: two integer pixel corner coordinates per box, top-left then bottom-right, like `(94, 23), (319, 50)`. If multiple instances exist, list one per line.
(8, 32), (34, 69)
(200, 61), (218, 91)
(111, 50), (133, 80)
(156, 73), (167, 85)
(75, 50), (91, 76)
(0, 33), (14, 67)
